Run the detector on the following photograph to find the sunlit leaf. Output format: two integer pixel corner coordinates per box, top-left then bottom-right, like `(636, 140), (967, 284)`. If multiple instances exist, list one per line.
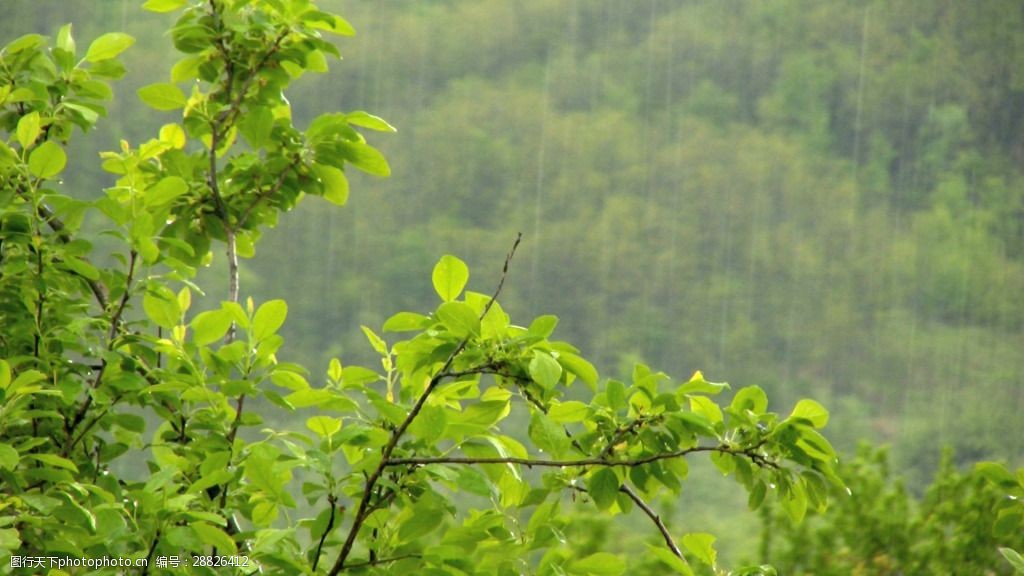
(84, 32), (134, 62)
(432, 255), (469, 302)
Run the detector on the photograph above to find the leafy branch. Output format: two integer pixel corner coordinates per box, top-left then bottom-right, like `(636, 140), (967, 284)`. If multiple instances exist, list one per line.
(328, 233), (522, 575)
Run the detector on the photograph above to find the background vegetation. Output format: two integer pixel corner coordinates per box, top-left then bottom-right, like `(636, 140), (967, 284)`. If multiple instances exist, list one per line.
(2, 0), (1023, 572)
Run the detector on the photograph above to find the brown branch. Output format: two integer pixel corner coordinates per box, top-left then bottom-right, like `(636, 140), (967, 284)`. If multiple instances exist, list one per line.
(383, 444), (778, 471)
(311, 494), (339, 572)
(108, 250), (137, 340)
(328, 233), (522, 576)
(514, 375), (691, 560)
(617, 486), (684, 558)
(569, 484), (683, 559)
(63, 248), (138, 455)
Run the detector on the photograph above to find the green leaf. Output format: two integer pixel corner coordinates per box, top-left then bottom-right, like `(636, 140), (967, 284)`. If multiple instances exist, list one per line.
(144, 288), (181, 329)
(191, 522), (236, 555)
(270, 370), (310, 391)
(0, 444), (19, 471)
(999, 548), (1024, 574)
(730, 385), (768, 415)
(646, 544), (694, 575)
(682, 533), (717, 567)
(606, 380), (627, 411)
(549, 400), (589, 423)
(432, 255), (469, 302)
(586, 468), (619, 510)
(137, 82), (187, 111)
(975, 462), (1018, 489)
(528, 314), (559, 338)
(436, 301), (480, 338)
(63, 256), (100, 280)
(409, 404), (447, 444)
(85, 32), (135, 62)
(306, 416), (342, 438)
(0, 360), (9, 389)
(340, 141), (390, 176)
(143, 0), (187, 13)
(678, 371), (729, 396)
(56, 24), (76, 56)
(361, 325), (388, 356)
(305, 11), (357, 36)
(528, 412), (569, 457)
(346, 110), (396, 132)
(398, 499), (445, 542)
(570, 552), (626, 575)
(28, 141), (67, 178)
(191, 309), (232, 346)
(529, 351), (563, 390)
(252, 300), (287, 341)
(17, 111), (40, 149)
(788, 399), (829, 428)
(558, 352), (598, 389)
(146, 176), (189, 206)
(382, 311), (430, 332)
(28, 453), (79, 473)
(689, 396), (723, 426)
(315, 164), (349, 206)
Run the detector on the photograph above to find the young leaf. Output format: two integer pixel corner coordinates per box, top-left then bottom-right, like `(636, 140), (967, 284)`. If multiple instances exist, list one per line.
(682, 533), (717, 567)
(788, 399), (829, 428)
(436, 301), (480, 338)
(191, 310), (232, 346)
(252, 300), (288, 341)
(146, 176), (189, 207)
(56, 24), (75, 56)
(143, 0), (187, 13)
(432, 255), (469, 302)
(314, 164), (349, 206)
(569, 552), (626, 575)
(28, 141), (67, 178)
(306, 416), (342, 438)
(143, 289), (181, 329)
(586, 468), (620, 510)
(528, 412), (570, 456)
(137, 82), (187, 111)
(16, 111), (40, 149)
(382, 311), (430, 332)
(84, 32), (134, 62)
(678, 371), (729, 396)
(529, 351), (562, 390)
(999, 548), (1024, 574)
(548, 400), (589, 423)
(361, 325), (388, 356)
(346, 110), (396, 132)
(646, 544), (695, 575)
(0, 444), (20, 471)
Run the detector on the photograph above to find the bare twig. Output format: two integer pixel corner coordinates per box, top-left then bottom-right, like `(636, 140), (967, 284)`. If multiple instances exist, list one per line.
(328, 233), (522, 576)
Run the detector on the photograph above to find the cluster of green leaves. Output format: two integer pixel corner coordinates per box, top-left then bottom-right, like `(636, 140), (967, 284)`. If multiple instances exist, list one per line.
(976, 461), (1024, 573)
(1, 1), (842, 575)
(761, 445), (1024, 575)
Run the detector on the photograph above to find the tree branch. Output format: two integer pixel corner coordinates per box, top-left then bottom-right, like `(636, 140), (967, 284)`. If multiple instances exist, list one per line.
(383, 444), (778, 471)
(35, 201), (109, 310)
(328, 233), (522, 576)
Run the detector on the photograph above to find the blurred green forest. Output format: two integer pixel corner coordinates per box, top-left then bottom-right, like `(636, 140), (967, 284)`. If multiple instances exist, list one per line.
(4, 0), (1023, 568)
